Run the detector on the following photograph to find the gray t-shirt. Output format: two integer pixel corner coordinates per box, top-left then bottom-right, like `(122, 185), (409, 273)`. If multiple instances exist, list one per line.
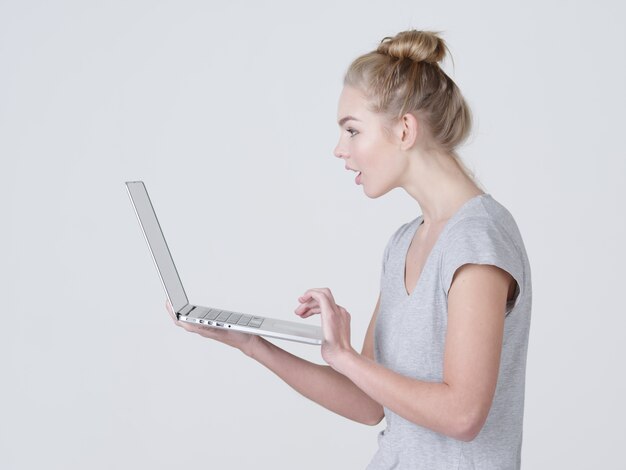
(367, 193), (532, 470)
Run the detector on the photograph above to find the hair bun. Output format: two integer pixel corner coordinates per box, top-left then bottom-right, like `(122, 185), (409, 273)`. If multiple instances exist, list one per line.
(377, 29), (448, 64)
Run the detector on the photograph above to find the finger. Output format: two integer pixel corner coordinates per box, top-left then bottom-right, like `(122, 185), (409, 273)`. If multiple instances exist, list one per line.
(296, 296), (318, 307)
(298, 291), (323, 307)
(302, 288), (335, 305)
(296, 297), (318, 308)
(302, 289), (334, 309)
(294, 298), (319, 315)
(180, 321), (213, 335)
(301, 290), (334, 324)
(297, 307), (321, 318)
(165, 300), (178, 323)
(295, 295), (319, 310)
(296, 307), (321, 318)
(320, 287), (336, 304)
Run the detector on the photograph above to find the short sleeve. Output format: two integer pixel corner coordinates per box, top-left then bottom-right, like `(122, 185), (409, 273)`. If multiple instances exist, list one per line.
(440, 216), (524, 315)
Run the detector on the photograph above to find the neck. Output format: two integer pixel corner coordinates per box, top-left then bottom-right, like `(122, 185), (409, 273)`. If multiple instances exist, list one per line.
(400, 148), (485, 227)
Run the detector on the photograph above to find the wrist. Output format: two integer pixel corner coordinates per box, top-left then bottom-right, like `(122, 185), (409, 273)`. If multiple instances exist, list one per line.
(332, 346), (360, 376)
(243, 335), (266, 360)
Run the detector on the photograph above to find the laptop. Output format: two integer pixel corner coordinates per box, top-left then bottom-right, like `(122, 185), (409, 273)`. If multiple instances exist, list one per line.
(126, 181), (323, 345)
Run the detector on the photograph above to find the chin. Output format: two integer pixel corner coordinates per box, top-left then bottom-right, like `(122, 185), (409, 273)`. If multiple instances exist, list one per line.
(363, 183), (390, 199)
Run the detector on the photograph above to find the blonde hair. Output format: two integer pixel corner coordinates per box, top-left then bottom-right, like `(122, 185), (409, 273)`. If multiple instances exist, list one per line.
(343, 29), (483, 189)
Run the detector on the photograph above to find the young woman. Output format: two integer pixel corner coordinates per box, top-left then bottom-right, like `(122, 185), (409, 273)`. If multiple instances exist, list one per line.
(166, 29), (532, 470)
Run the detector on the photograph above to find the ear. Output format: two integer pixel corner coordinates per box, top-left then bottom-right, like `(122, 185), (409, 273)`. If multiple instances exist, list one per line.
(397, 112), (420, 150)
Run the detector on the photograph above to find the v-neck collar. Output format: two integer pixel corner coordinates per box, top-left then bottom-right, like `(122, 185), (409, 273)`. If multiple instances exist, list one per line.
(401, 193), (490, 298)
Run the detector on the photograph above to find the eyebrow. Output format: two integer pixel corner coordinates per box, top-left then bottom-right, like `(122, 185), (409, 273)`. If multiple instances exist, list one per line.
(337, 115), (361, 127)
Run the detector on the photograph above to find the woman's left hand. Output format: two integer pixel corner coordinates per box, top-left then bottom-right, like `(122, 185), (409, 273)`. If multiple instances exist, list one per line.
(294, 288), (356, 370)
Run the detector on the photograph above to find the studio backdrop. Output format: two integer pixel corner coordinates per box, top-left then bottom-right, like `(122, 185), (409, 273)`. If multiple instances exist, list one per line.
(1, 1), (625, 469)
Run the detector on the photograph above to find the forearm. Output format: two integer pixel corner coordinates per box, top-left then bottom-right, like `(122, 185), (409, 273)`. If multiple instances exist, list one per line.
(248, 337), (384, 425)
(335, 351), (478, 441)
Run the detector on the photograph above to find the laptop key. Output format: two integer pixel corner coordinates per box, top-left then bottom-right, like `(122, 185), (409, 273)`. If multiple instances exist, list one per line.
(205, 309), (220, 321)
(216, 311), (232, 322)
(226, 313), (242, 324)
(248, 317), (264, 328)
(237, 315), (252, 326)
(186, 308), (205, 320)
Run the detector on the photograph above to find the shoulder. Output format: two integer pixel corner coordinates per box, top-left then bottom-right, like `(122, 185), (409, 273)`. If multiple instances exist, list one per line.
(442, 195), (524, 256)
(439, 200), (527, 310)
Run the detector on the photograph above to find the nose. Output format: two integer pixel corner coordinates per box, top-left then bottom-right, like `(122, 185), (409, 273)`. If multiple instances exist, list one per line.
(333, 141), (346, 159)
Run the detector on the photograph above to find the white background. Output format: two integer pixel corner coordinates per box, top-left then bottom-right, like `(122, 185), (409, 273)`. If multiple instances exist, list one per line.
(1, 1), (625, 468)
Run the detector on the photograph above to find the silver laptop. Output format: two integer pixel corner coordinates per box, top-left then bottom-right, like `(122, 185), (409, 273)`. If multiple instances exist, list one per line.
(126, 181), (323, 345)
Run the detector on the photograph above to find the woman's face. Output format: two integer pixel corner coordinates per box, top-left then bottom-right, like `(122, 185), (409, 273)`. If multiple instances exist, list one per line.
(333, 86), (407, 198)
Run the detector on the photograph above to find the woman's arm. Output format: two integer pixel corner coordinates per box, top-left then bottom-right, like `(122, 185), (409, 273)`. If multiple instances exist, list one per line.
(166, 294), (384, 426)
(249, 335), (383, 425)
(301, 263), (511, 442)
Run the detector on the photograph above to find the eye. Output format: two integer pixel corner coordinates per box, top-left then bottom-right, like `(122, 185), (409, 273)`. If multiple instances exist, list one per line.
(346, 128), (358, 137)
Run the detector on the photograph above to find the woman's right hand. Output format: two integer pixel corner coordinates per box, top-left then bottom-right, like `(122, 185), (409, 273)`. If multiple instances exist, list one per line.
(165, 299), (263, 357)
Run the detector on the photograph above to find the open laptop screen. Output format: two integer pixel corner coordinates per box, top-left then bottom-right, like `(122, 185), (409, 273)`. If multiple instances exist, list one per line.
(126, 181), (189, 313)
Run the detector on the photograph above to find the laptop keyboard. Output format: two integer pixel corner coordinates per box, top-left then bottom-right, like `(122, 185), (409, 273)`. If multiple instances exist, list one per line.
(195, 308), (265, 328)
